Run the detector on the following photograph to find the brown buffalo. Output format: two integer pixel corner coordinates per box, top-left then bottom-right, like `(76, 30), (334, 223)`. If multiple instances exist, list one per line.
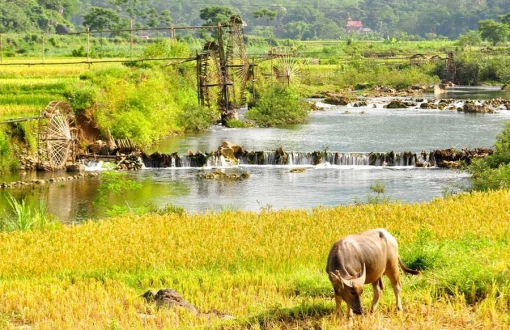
(326, 228), (420, 317)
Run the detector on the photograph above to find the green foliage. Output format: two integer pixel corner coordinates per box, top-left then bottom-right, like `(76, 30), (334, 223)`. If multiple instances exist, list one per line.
(245, 84), (310, 127)
(469, 122), (510, 191)
(456, 30), (482, 48)
(177, 102), (217, 133)
(469, 163), (510, 191)
(63, 83), (99, 112)
(404, 226), (443, 271)
(71, 46), (87, 57)
(142, 39), (172, 58)
(199, 6), (236, 26)
(0, 0), (74, 33)
(90, 66), (196, 146)
(82, 6), (120, 31)
(226, 119), (253, 128)
(0, 130), (12, 174)
(430, 235), (509, 305)
(354, 180), (391, 205)
(433, 53), (510, 85)
(142, 40), (190, 60)
(478, 19), (510, 46)
(148, 203), (187, 216)
(2, 194), (57, 232)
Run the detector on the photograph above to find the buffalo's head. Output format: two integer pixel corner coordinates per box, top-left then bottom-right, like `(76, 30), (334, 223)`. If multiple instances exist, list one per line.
(329, 264), (366, 315)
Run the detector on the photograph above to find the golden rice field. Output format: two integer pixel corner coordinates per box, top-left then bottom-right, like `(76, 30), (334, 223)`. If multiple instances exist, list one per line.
(0, 189), (509, 329)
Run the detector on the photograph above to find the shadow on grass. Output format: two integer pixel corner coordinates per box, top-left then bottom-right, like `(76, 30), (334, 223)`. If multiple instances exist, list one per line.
(223, 302), (334, 330)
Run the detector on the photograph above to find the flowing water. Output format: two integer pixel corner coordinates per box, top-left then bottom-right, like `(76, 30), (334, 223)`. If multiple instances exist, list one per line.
(1, 87), (509, 222)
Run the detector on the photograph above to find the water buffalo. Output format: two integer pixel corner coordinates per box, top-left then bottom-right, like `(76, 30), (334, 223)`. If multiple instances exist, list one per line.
(326, 228), (420, 317)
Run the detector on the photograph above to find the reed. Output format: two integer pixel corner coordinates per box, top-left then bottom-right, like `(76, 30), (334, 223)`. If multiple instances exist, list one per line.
(0, 189), (508, 329)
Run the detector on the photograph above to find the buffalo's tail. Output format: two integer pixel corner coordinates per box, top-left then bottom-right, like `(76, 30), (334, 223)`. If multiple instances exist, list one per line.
(398, 257), (421, 275)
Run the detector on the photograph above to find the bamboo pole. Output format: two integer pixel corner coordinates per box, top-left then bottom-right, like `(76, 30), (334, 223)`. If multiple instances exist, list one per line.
(130, 19), (133, 58)
(42, 34), (45, 63)
(171, 23), (175, 45)
(86, 27), (90, 67)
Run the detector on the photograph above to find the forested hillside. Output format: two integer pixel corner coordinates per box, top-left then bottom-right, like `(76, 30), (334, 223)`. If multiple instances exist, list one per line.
(1, 0), (510, 40)
(77, 0), (510, 40)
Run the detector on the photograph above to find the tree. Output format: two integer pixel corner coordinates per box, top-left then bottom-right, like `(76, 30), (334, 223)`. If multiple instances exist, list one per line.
(457, 30), (482, 47)
(82, 6), (120, 31)
(199, 6), (235, 26)
(0, 2), (36, 32)
(478, 19), (510, 45)
(253, 8), (277, 21)
(37, 0), (78, 19)
(500, 13), (510, 26)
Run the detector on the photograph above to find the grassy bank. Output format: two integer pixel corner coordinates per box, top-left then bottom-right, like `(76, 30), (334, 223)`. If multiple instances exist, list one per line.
(0, 189), (508, 329)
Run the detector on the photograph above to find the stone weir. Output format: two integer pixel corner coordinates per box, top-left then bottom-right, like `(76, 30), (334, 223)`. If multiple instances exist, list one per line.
(140, 142), (493, 169)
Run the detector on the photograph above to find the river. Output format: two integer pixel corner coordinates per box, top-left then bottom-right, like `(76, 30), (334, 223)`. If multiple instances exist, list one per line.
(1, 87), (509, 223)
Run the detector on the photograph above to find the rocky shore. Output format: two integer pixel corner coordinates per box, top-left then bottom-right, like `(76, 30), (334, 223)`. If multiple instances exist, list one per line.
(318, 85), (510, 113)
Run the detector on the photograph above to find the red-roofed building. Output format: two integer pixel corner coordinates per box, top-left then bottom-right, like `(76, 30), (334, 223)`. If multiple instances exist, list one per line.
(345, 17), (363, 32)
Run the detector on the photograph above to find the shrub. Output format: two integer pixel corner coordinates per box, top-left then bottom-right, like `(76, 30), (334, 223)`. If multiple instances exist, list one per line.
(63, 83), (99, 112)
(71, 46), (87, 57)
(143, 40), (190, 59)
(0, 130), (12, 173)
(469, 122), (510, 190)
(177, 102), (218, 133)
(245, 84), (310, 127)
(91, 67), (191, 146)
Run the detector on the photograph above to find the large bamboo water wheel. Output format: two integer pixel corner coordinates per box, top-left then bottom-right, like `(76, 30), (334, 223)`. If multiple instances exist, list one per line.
(38, 101), (77, 170)
(224, 15), (253, 110)
(197, 15), (254, 123)
(198, 41), (223, 109)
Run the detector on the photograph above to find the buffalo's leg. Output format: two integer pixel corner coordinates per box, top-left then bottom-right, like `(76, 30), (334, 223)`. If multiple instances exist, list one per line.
(334, 294), (344, 316)
(387, 273), (403, 311)
(370, 278), (384, 312)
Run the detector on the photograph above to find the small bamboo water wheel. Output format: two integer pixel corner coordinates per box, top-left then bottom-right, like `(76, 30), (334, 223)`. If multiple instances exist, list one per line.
(38, 101), (78, 170)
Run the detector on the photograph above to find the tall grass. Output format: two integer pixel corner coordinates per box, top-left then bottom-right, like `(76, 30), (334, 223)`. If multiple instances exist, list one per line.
(2, 194), (57, 232)
(0, 190), (508, 328)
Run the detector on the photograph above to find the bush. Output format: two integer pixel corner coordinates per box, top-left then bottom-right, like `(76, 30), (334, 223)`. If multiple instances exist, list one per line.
(469, 122), (510, 190)
(143, 40), (190, 59)
(177, 102), (218, 133)
(71, 46), (87, 57)
(89, 66), (201, 146)
(63, 84), (99, 112)
(0, 130), (13, 174)
(245, 84), (310, 127)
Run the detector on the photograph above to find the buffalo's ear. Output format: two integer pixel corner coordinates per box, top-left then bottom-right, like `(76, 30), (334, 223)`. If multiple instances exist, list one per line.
(330, 271), (343, 289)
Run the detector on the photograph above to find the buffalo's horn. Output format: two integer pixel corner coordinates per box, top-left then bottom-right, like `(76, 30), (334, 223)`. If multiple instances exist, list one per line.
(359, 263), (367, 283)
(338, 270), (353, 288)
(329, 270), (352, 288)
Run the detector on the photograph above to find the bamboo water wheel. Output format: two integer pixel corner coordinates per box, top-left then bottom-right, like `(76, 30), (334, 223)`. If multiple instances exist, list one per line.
(197, 15), (254, 123)
(224, 15), (253, 110)
(38, 101), (78, 170)
(198, 41), (223, 109)
(268, 47), (302, 86)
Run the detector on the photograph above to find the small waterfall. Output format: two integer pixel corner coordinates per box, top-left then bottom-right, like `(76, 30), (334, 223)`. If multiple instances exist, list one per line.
(83, 160), (105, 171)
(141, 150), (439, 168)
